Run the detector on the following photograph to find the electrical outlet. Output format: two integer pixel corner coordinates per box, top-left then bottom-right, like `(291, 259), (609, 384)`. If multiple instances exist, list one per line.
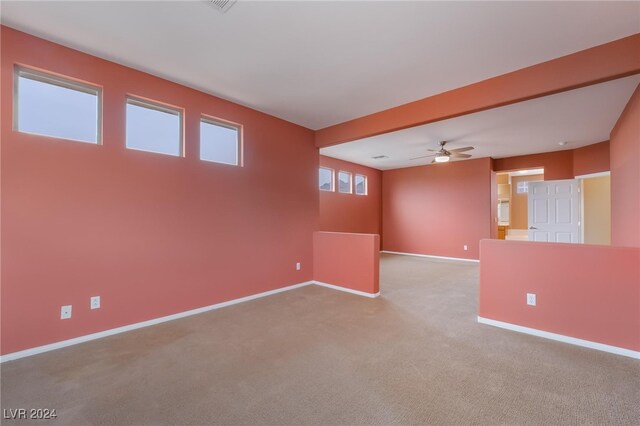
(296, 262), (301, 271)
(61, 305), (72, 319)
(90, 296), (100, 310)
(527, 293), (536, 306)
(463, 245), (468, 251)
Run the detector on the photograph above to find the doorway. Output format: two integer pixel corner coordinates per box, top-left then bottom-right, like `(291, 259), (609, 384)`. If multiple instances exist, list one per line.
(579, 172), (611, 245)
(495, 168), (544, 241)
(528, 179), (581, 243)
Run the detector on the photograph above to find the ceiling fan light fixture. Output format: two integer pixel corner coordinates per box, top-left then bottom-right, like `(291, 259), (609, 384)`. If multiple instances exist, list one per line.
(434, 153), (450, 163)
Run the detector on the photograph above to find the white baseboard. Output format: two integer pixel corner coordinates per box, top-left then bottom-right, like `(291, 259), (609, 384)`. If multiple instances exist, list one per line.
(0, 279), (382, 363)
(0, 281), (314, 363)
(382, 250), (479, 263)
(313, 281), (380, 298)
(477, 316), (640, 360)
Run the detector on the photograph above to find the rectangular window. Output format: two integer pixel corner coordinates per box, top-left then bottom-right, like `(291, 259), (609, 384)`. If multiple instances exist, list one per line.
(319, 167), (334, 191)
(15, 66), (101, 144)
(200, 117), (241, 166)
(338, 171), (352, 194)
(126, 97), (182, 156)
(355, 174), (367, 195)
(517, 181), (529, 194)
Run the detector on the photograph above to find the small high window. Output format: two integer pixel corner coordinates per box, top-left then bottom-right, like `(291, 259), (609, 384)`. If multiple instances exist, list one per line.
(517, 181), (529, 194)
(338, 171), (352, 194)
(355, 174), (367, 195)
(319, 167), (334, 191)
(15, 66), (101, 144)
(200, 117), (241, 166)
(126, 97), (182, 156)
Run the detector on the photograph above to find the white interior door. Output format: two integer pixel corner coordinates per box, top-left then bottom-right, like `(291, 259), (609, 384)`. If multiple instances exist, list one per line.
(528, 179), (581, 243)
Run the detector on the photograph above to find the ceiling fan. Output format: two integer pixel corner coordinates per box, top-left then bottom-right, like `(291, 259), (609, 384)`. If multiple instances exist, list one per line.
(410, 141), (474, 163)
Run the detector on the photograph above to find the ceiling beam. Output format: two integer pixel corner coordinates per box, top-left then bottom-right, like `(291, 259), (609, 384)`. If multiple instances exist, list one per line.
(315, 33), (640, 148)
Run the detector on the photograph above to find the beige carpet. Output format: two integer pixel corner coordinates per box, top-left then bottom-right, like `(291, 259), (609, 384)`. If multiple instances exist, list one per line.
(2, 253), (639, 425)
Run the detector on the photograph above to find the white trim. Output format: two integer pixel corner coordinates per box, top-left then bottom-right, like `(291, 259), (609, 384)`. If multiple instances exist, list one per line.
(312, 281), (380, 298)
(0, 280), (381, 363)
(0, 281), (314, 363)
(477, 317), (640, 360)
(382, 250), (479, 263)
(575, 171), (610, 179)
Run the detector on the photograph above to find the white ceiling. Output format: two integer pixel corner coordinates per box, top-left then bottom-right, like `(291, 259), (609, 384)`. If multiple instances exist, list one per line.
(320, 75), (640, 170)
(1, 1), (639, 130)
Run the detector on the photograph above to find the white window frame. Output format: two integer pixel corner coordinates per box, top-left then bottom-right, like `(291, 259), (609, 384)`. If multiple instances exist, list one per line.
(319, 167), (334, 192)
(14, 65), (102, 144)
(338, 171), (352, 194)
(355, 174), (367, 196)
(517, 181), (529, 194)
(125, 96), (184, 157)
(199, 115), (243, 166)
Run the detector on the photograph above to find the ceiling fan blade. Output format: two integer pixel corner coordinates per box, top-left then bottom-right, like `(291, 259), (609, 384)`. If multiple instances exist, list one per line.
(448, 146), (474, 153)
(426, 149), (441, 152)
(410, 154), (436, 160)
(450, 153), (472, 158)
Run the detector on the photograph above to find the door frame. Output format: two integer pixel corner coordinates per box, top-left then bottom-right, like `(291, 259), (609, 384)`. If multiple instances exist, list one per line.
(575, 171), (611, 244)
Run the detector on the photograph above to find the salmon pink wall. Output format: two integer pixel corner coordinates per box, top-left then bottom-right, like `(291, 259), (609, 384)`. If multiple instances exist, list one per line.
(313, 232), (380, 295)
(493, 150), (574, 180)
(319, 156), (381, 235)
(610, 84), (640, 247)
(1, 27), (318, 355)
(572, 141), (610, 177)
(493, 141), (611, 179)
(382, 158), (492, 260)
(479, 240), (640, 351)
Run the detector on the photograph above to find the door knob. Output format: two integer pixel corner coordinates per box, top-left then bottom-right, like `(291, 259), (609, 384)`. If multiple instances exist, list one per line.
(529, 226), (537, 230)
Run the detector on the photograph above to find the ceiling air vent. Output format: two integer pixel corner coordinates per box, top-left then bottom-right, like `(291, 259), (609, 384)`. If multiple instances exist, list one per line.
(207, 0), (237, 13)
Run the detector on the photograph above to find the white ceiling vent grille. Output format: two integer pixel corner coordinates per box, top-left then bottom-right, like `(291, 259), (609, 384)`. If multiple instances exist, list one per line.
(207, 0), (237, 13)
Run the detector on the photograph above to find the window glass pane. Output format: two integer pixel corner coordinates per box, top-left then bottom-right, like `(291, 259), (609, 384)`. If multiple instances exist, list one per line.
(126, 100), (181, 156)
(355, 174), (367, 195)
(517, 181), (529, 194)
(338, 171), (352, 193)
(319, 167), (333, 191)
(17, 74), (99, 144)
(200, 120), (239, 165)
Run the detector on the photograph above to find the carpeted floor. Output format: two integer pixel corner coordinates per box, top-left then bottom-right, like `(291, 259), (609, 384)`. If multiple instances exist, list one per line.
(1, 253), (639, 425)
